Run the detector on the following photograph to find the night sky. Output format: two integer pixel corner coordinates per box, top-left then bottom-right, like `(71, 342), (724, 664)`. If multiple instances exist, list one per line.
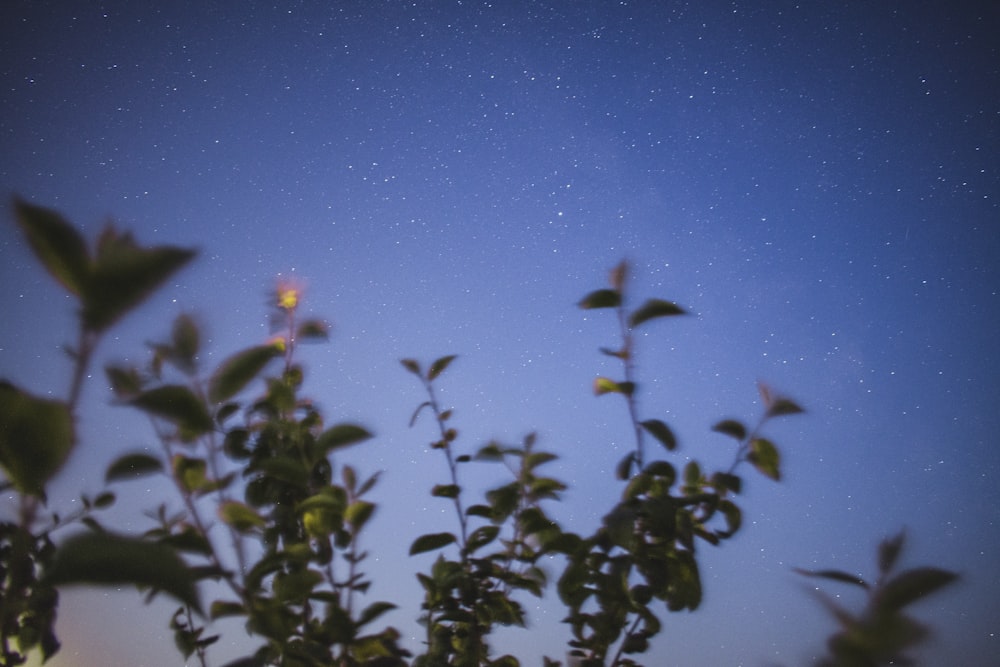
(2, 2), (998, 665)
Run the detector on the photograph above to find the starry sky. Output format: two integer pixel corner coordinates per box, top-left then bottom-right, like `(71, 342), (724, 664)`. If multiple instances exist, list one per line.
(2, 1), (998, 665)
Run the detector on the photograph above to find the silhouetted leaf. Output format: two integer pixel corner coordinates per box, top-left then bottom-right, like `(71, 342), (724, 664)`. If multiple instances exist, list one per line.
(83, 226), (195, 332)
(208, 345), (280, 404)
(880, 567), (958, 611)
(793, 568), (869, 589)
(0, 382), (75, 494)
(45, 532), (201, 613)
(317, 423), (373, 453)
(628, 298), (685, 328)
(615, 452), (637, 480)
(296, 318), (329, 341)
(599, 346), (628, 359)
(712, 419), (746, 441)
(408, 401), (431, 427)
(358, 601), (397, 629)
(748, 438), (781, 481)
(641, 419), (677, 451)
(578, 289), (621, 309)
(428, 354), (458, 380)
(431, 484), (460, 498)
(129, 385), (213, 436)
(878, 532), (906, 576)
(400, 358), (422, 376)
(105, 364), (144, 398)
(170, 313), (201, 375)
(409, 532), (457, 555)
(105, 452), (163, 483)
(717, 499), (741, 537)
(13, 198), (90, 297)
(767, 398), (805, 418)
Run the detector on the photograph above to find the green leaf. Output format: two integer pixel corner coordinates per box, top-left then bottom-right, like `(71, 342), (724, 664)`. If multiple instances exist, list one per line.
(317, 423), (373, 453)
(0, 382), (75, 494)
(128, 385), (213, 436)
(345, 500), (376, 531)
(173, 455), (209, 494)
(218, 501), (266, 532)
(13, 198), (90, 297)
(428, 354), (458, 380)
(578, 289), (621, 309)
(83, 225), (196, 332)
(208, 345), (280, 404)
(357, 601), (397, 629)
(711, 419), (746, 441)
(466, 525), (500, 553)
(105, 364), (144, 398)
(627, 298), (686, 327)
(717, 499), (741, 537)
(409, 532), (457, 556)
(747, 438), (781, 481)
(880, 567), (958, 611)
(593, 377), (634, 396)
(45, 532), (201, 613)
(210, 600), (247, 620)
(105, 452), (163, 483)
(758, 382), (805, 418)
(640, 419), (677, 451)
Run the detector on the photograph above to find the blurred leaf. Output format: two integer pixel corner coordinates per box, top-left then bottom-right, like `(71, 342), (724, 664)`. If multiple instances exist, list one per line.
(400, 358), (422, 376)
(45, 532), (201, 613)
(628, 298), (686, 328)
(408, 401), (431, 427)
(13, 198), (90, 297)
(593, 377), (634, 396)
(747, 438), (781, 481)
(640, 419), (677, 451)
(767, 398), (805, 418)
(878, 532), (906, 576)
(880, 567), (958, 611)
(169, 313), (201, 375)
(345, 500), (376, 531)
(208, 345), (280, 404)
(296, 318), (329, 341)
(317, 423), (373, 453)
(466, 525), (500, 553)
(357, 601), (397, 629)
(793, 568), (869, 589)
(105, 452), (163, 483)
(128, 385), (213, 436)
(83, 225), (195, 332)
(105, 364), (144, 398)
(616, 452), (637, 480)
(717, 499), (741, 537)
(609, 260), (628, 291)
(173, 455), (208, 494)
(598, 346), (628, 359)
(218, 501), (266, 533)
(409, 532), (457, 556)
(431, 484), (460, 498)
(578, 289), (621, 309)
(428, 354), (458, 380)
(0, 382), (75, 494)
(711, 419), (746, 441)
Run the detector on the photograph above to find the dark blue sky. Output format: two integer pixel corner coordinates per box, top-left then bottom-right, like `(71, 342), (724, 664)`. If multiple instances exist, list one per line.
(2, 2), (998, 665)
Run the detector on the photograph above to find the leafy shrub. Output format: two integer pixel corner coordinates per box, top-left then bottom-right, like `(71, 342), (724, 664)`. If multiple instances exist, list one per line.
(0, 200), (955, 667)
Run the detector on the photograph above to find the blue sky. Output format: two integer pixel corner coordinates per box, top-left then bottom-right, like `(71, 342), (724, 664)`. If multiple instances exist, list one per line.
(2, 1), (998, 665)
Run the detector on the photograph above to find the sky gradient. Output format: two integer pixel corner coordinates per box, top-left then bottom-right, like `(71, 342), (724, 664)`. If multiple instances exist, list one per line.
(2, 1), (998, 665)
